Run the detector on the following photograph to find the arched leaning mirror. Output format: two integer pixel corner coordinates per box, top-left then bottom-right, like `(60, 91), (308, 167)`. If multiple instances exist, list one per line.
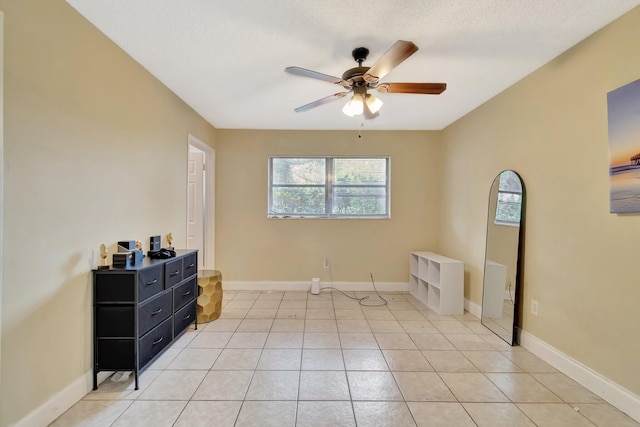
(481, 170), (525, 345)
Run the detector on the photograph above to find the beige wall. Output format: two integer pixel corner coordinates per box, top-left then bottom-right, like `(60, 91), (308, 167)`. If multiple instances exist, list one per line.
(215, 130), (442, 284)
(440, 7), (640, 395)
(0, 1), (216, 425)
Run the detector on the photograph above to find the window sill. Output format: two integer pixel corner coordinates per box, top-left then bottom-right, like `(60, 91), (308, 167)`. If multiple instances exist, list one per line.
(494, 220), (520, 227)
(268, 215), (390, 220)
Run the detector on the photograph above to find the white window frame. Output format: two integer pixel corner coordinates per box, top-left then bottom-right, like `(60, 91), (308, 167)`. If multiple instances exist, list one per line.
(268, 156), (391, 219)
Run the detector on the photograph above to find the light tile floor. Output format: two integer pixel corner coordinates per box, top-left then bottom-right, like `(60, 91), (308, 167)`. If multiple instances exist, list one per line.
(51, 290), (639, 426)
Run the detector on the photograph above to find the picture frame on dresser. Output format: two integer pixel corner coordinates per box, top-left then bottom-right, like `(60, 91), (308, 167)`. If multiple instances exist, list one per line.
(92, 249), (198, 390)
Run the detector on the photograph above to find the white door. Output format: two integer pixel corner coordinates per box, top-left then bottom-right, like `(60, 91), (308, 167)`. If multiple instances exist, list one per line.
(187, 150), (205, 269)
(0, 12), (4, 364)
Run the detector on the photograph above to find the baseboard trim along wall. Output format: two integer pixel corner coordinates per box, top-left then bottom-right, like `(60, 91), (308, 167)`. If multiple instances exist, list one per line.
(18, 288), (638, 425)
(14, 370), (112, 427)
(455, 300), (639, 423)
(519, 330), (640, 423)
(223, 281), (411, 293)
(464, 298), (482, 318)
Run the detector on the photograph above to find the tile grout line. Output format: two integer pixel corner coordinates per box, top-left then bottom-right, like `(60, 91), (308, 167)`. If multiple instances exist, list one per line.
(65, 290), (635, 427)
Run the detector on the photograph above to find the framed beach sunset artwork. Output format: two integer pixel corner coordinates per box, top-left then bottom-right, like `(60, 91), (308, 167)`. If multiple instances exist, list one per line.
(608, 79), (640, 214)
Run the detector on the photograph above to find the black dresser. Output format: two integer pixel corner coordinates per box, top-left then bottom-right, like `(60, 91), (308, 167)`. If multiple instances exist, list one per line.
(92, 249), (198, 390)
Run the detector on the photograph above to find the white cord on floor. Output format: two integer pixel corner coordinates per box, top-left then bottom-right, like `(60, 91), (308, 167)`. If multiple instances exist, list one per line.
(317, 272), (388, 307)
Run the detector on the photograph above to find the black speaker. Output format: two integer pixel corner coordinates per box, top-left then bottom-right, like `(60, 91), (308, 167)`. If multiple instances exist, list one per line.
(149, 235), (161, 251)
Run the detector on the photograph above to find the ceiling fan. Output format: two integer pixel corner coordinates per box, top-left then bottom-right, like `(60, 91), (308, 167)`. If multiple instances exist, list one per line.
(285, 40), (446, 120)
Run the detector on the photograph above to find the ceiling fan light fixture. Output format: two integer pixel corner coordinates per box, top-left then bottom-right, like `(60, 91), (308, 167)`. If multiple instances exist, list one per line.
(365, 94), (383, 114)
(342, 93), (364, 117)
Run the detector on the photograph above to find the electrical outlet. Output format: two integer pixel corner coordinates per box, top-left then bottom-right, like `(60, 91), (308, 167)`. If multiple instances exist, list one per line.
(531, 299), (539, 316)
(323, 257), (330, 269)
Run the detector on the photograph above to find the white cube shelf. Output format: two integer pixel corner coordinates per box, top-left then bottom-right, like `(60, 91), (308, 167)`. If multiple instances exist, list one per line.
(482, 260), (507, 319)
(409, 251), (464, 315)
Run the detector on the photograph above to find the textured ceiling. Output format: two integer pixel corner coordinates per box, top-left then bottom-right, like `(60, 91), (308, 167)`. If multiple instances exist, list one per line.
(66, 0), (640, 131)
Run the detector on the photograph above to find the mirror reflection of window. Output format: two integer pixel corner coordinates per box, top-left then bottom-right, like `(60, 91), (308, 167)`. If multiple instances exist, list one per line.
(495, 170), (522, 225)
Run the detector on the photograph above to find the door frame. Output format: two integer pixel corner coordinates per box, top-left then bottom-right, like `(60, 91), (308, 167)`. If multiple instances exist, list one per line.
(187, 134), (215, 269)
(0, 11), (5, 374)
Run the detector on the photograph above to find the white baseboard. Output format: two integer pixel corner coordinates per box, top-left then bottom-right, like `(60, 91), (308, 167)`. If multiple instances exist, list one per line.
(224, 280), (410, 293)
(18, 291), (638, 426)
(14, 280), (406, 426)
(13, 370), (111, 427)
(520, 330), (640, 423)
(453, 303), (639, 422)
(464, 298), (482, 318)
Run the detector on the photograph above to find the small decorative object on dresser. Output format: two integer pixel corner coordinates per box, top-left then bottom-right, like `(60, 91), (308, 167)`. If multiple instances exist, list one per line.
(150, 235), (161, 251)
(92, 249), (198, 390)
(98, 243), (109, 270)
(117, 240), (136, 252)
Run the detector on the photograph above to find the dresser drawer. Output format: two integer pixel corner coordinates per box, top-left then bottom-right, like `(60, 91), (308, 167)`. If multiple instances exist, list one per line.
(97, 339), (134, 370)
(138, 264), (163, 302)
(174, 299), (196, 336)
(183, 253), (197, 278)
(139, 317), (173, 368)
(164, 258), (183, 288)
(95, 272), (134, 302)
(96, 306), (134, 337)
(173, 277), (196, 311)
(138, 290), (172, 336)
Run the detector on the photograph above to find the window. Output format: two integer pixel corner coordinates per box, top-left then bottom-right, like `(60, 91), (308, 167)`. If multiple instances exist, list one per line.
(268, 157), (390, 219)
(495, 170), (522, 225)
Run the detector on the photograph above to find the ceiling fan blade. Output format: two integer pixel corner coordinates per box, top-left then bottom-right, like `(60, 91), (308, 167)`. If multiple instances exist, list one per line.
(376, 82), (447, 94)
(363, 40), (418, 84)
(285, 66), (348, 86)
(294, 92), (349, 112)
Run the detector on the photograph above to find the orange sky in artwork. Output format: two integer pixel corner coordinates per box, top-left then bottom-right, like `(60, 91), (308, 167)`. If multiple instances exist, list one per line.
(609, 137), (640, 166)
(611, 150), (640, 166)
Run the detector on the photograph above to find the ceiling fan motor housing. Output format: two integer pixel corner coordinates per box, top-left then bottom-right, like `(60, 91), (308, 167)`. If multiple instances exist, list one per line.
(342, 66), (371, 86)
(352, 47), (369, 65)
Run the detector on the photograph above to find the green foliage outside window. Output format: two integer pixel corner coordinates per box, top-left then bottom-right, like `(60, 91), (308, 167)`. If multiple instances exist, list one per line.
(269, 157), (389, 218)
(495, 171), (522, 224)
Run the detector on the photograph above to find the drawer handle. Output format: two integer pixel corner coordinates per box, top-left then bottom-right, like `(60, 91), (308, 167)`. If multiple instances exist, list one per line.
(170, 270), (180, 277)
(152, 337), (163, 345)
(146, 279), (158, 286)
(183, 314), (191, 321)
(182, 290), (191, 296)
(151, 308), (163, 315)
(187, 263), (195, 268)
